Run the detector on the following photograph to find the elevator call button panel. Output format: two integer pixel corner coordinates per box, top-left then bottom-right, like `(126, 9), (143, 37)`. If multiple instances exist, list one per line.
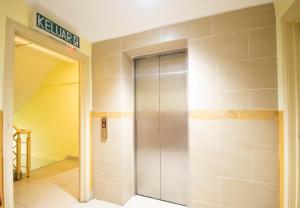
(101, 117), (107, 140)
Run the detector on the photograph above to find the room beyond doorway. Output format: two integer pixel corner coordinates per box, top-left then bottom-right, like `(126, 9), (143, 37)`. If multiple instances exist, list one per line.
(13, 35), (80, 207)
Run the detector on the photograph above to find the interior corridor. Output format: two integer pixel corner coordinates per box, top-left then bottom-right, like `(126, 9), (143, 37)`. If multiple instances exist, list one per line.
(3, 0), (300, 207)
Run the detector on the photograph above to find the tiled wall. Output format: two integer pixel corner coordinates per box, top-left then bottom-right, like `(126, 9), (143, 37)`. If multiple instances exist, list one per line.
(92, 3), (279, 208)
(91, 49), (134, 204)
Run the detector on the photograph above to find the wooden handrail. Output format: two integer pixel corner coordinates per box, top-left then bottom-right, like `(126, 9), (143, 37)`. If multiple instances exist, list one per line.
(13, 124), (31, 180)
(13, 124), (32, 134)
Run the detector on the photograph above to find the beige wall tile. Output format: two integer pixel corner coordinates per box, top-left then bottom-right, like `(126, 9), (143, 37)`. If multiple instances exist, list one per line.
(218, 58), (277, 90)
(92, 97), (122, 112)
(189, 119), (218, 148)
(188, 64), (217, 110)
(124, 43), (165, 57)
(188, 90), (216, 110)
(93, 179), (106, 200)
(122, 54), (133, 77)
(163, 39), (187, 51)
(220, 178), (279, 208)
(122, 77), (134, 112)
(93, 179), (124, 205)
(213, 4), (275, 35)
(107, 54), (122, 77)
(124, 40), (187, 58)
(249, 26), (277, 58)
(190, 148), (251, 179)
(92, 77), (122, 101)
(189, 64), (217, 91)
(161, 17), (211, 42)
(92, 140), (106, 160)
(250, 89), (278, 109)
(252, 151), (279, 184)
(107, 118), (123, 140)
(92, 57), (106, 78)
(92, 118), (101, 142)
(188, 31), (248, 64)
(219, 120), (278, 151)
(105, 140), (122, 162)
(121, 29), (161, 50)
(93, 159), (123, 183)
(191, 174), (219, 204)
(93, 38), (121, 57)
(105, 181), (124, 204)
(215, 90), (249, 109)
(122, 118), (135, 201)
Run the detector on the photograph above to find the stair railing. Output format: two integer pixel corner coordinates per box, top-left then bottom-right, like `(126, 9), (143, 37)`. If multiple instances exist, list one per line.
(13, 125), (31, 180)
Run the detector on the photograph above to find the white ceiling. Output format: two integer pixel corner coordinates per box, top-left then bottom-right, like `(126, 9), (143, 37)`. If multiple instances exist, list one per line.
(25, 0), (273, 42)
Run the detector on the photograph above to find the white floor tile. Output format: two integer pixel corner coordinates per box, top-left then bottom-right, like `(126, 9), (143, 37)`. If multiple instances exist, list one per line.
(72, 199), (121, 208)
(14, 160), (80, 208)
(123, 196), (186, 208)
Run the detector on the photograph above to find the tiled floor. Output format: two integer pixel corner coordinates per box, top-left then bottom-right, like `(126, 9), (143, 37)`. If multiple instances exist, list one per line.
(14, 159), (80, 208)
(123, 196), (186, 208)
(14, 160), (186, 208)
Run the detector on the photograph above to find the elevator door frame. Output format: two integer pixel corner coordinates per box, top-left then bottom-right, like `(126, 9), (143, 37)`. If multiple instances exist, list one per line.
(134, 50), (190, 206)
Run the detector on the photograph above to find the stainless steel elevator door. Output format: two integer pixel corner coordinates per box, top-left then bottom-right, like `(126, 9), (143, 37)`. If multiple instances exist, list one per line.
(135, 56), (161, 199)
(135, 51), (188, 205)
(159, 52), (188, 205)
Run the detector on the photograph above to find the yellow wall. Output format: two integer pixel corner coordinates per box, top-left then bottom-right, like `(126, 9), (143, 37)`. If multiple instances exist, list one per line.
(0, 0), (91, 111)
(14, 62), (79, 169)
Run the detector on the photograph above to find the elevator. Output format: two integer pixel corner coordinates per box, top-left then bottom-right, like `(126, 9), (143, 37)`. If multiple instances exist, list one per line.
(135, 51), (188, 205)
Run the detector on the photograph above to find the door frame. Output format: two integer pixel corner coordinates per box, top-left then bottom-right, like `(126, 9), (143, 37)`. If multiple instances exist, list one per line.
(2, 18), (92, 208)
(277, 0), (300, 207)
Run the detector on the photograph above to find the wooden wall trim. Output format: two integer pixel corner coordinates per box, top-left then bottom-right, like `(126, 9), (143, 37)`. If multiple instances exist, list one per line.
(189, 110), (279, 120)
(0, 111), (3, 208)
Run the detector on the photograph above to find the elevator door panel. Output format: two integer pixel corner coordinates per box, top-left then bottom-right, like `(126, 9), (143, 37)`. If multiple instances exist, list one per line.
(135, 51), (187, 205)
(135, 56), (160, 199)
(160, 52), (188, 205)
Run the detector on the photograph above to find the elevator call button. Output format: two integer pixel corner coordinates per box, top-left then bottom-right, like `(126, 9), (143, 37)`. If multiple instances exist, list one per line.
(101, 117), (107, 140)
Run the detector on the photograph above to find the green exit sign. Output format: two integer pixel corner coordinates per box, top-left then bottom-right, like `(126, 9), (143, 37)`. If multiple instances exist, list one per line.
(34, 12), (80, 48)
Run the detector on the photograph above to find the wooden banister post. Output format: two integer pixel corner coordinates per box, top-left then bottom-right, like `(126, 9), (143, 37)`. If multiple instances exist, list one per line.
(16, 133), (21, 180)
(26, 133), (31, 177)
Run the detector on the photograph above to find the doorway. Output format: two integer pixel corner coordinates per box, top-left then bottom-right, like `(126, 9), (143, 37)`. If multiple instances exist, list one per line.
(13, 35), (80, 207)
(3, 19), (91, 208)
(135, 51), (188, 205)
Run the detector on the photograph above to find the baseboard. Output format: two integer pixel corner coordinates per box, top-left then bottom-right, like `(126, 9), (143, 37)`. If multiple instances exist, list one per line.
(65, 155), (79, 161)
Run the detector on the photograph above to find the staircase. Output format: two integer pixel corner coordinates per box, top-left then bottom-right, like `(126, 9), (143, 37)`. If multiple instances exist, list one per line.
(13, 125), (31, 181)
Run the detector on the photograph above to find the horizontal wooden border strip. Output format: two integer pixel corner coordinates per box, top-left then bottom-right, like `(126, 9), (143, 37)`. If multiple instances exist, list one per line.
(189, 110), (279, 120)
(91, 111), (133, 118)
(92, 110), (279, 120)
